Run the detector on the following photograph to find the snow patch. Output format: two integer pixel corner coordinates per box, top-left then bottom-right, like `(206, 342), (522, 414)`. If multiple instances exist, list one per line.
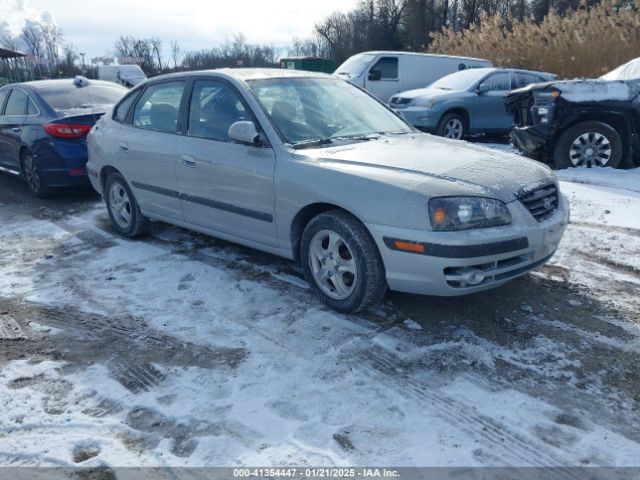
(556, 81), (634, 103)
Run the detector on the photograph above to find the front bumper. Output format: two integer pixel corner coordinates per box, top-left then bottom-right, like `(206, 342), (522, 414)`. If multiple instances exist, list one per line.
(368, 194), (569, 296)
(393, 106), (440, 131)
(510, 124), (554, 157)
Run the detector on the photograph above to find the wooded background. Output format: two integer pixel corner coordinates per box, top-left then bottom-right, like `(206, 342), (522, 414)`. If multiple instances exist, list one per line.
(2, 0), (639, 81)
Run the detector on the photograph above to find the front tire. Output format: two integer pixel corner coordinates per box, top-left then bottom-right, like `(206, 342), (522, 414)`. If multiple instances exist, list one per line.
(553, 121), (622, 169)
(22, 153), (53, 198)
(300, 210), (386, 313)
(105, 172), (150, 238)
(435, 113), (466, 140)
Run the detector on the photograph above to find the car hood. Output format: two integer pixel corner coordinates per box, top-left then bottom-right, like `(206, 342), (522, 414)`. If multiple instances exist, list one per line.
(395, 87), (461, 101)
(508, 78), (640, 103)
(294, 134), (556, 203)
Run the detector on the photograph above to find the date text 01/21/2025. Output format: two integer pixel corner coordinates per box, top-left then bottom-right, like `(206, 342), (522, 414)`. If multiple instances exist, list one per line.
(232, 468), (401, 478)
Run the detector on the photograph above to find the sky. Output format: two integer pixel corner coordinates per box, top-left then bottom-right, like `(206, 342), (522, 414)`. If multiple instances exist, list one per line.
(1, 0), (359, 60)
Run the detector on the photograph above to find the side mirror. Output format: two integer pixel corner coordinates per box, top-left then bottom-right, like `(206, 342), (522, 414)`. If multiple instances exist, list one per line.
(368, 69), (382, 81)
(228, 121), (261, 146)
(477, 84), (490, 95)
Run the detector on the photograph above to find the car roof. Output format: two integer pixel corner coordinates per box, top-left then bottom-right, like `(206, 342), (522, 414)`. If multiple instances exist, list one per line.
(443, 67), (555, 77)
(146, 68), (332, 84)
(353, 51), (492, 63)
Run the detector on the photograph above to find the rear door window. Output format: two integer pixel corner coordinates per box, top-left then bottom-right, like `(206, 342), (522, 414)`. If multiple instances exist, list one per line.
(132, 81), (186, 133)
(372, 57), (398, 79)
(513, 72), (539, 89)
(5, 89), (28, 115)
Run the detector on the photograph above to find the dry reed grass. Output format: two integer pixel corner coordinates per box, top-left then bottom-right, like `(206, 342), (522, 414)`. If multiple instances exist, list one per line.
(428, 1), (640, 78)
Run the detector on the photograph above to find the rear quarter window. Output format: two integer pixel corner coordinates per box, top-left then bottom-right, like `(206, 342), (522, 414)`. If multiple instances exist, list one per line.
(0, 89), (9, 114)
(113, 90), (140, 123)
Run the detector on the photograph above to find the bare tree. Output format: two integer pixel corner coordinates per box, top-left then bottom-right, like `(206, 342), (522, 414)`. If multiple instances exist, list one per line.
(170, 40), (182, 69)
(21, 23), (45, 60)
(150, 37), (163, 70)
(0, 33), (21, 52)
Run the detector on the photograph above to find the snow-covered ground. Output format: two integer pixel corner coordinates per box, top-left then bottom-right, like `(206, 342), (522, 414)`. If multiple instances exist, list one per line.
(0, 153), (639, 469)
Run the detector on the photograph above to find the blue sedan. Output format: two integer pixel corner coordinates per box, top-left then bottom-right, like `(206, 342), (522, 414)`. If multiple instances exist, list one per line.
(0, 77), (127, 197)
(389, 67), (556, 139)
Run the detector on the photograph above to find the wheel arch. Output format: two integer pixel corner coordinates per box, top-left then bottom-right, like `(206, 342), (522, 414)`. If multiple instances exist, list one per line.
(440, 107), (470, 132)
(100, 165), (123, 192)
(289, 202), (369, 261)
(18, 145), (30, 172)
(562, 111), (632, 162)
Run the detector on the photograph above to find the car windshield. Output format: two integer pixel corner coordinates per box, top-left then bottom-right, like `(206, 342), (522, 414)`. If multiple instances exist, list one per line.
(334, 53), (376, 77)
(248, 77), (413, 146)
(36, 83), (127, 114)
(429, 68), (490, 91)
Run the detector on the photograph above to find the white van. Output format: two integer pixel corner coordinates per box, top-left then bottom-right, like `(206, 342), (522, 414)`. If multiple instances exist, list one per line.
(334, 51), (493, 102)
(98, 65), (147, 88)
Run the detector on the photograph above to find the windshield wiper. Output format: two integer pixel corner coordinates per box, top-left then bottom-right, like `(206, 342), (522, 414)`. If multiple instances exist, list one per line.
(334, 134), (380, 141)
(292, 134), (380, 150)
(378, 131), (413, 136)
(291, 138), (334, 149)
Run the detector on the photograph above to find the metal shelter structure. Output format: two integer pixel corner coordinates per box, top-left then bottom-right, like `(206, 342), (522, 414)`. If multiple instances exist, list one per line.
(0, 47), (34, 85)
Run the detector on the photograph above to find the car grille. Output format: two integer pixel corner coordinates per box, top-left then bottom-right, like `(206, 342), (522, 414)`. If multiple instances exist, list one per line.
(519, 184), (558, 222)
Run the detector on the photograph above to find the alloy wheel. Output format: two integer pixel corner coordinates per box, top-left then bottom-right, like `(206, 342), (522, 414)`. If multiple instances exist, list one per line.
(443, 118), (464, 139)
(569, 132), (612, 167)
(109, 182), (133, 229)
(308, 229), (358, 300)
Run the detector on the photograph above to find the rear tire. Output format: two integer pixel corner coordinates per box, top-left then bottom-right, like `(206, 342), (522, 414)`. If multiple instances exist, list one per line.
(435, 113), (466, 140)
(300, 210), (386, 313)
(553, 121), (623, 169)
(22, 152), (53, 198)
(105, 172), (150, 238)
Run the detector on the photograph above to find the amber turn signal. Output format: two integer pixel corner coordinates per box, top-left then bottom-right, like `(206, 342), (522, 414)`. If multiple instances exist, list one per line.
(394, 240), (426, 254)
(432, 207), (446, 225)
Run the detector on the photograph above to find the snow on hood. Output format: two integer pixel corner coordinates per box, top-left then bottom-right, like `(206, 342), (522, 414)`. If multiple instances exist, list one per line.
(510, 78), (640, 103)
(55, 105), (113, 117)
(555, 80), (639, 102)
(601, 57), (640, 81)
(297, 134), (555, 203)
(395, 87), (458, 101)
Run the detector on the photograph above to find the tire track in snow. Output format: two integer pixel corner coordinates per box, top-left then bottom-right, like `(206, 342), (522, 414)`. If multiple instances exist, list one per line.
(19, 209), (604, 470)
(353, 346), (580, 478)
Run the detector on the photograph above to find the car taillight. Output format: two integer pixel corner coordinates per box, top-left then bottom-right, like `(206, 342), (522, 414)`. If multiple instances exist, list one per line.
(43, 123), (93, 139)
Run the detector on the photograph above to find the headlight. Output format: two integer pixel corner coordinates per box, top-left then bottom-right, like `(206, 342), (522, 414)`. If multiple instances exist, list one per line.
(429, 197), (511, 231)
(531, 92), (557, 125)
(411, 97), (439, 108)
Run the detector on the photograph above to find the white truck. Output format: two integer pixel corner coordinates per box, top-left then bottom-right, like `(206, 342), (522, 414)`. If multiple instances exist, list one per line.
(334, 51), (493, 102)
(98, 65), (147, 88)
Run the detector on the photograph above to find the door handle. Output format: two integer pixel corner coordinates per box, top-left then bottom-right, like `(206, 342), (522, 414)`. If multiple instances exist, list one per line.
(12, 127), (21, 132)
(181, 155), (196, 168)
(119, 143), (129, 152)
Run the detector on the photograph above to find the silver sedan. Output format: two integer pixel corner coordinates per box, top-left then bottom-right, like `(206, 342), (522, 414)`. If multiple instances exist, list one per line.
(87, 69), (569, 313)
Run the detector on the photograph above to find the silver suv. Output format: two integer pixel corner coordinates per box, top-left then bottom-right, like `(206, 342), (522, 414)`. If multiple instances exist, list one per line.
(87, 69), (568, 313)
